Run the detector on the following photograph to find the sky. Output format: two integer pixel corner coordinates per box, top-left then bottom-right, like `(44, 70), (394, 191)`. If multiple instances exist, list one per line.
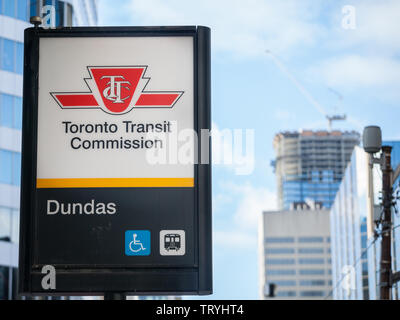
(97, 0), (400, 299)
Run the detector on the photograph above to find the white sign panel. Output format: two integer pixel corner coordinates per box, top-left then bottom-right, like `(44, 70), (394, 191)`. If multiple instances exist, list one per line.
(37, 37), (194, 188)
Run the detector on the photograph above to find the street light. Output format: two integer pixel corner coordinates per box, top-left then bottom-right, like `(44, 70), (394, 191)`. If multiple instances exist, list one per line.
(363, 126), (382, 154)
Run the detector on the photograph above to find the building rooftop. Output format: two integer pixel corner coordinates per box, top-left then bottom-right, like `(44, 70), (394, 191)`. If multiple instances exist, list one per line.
(274, 130), (360, 142)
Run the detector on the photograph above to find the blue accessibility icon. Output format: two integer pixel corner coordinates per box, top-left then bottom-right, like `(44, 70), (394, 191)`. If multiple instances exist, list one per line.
(125, 230), (151, 256)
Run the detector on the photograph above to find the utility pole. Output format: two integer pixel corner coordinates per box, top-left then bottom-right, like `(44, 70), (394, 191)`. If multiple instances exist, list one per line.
(363, 127), (395, 300)
(380, 146), (393, 300)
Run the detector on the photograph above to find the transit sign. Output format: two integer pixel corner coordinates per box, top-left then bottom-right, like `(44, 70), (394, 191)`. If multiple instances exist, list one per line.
(19, 26), (212, 295)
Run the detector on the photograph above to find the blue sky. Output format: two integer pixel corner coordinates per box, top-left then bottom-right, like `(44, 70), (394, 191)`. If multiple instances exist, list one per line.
(98, 0), (400, 299)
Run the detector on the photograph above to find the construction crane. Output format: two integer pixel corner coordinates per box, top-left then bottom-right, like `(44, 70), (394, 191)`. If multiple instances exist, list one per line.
(326, 114), (346, 131)
(265, 50), (346, 131)
(326, 87), (346, 130)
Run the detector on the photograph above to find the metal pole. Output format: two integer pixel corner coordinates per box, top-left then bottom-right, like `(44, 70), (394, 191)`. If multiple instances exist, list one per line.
(104, 292), (126, 300)
(366, 154), (375, 239)
(8, 267), (12, 300)
(380, 146), (393, 300)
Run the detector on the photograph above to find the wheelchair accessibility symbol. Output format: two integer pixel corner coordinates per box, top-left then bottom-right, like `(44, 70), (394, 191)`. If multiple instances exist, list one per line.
(125, 230), (151, 256)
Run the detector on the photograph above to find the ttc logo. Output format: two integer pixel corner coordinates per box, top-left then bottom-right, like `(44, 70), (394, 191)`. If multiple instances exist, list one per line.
(51, 66), (184, 115)
(102, 75), (131, 104)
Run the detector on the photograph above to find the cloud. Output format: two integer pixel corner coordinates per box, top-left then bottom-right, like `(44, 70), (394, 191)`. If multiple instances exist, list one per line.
(335, 0), (400, 55)
(97, 0), (133, 25)
(213, 230), (257, 249)
(211, 122), (255, 175)
(100, 0), (400, 102)
(231, 183), (277, 229)
(212, 192), (234, 213)
(311, 55), (400, 89)
(274, 109), (294, 121)
(213, 181), (277, 249)
(127, 0), (322, 58)
(307, 0), (400, 98)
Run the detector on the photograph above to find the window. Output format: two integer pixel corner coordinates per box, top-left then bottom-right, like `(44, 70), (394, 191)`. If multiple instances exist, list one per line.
(14, 96), (22, 129)
(0, 150), (21, 185)
(11, 209), (19, 243)
(326, 237), (331, 243)
(17, 0), (29, 20)
(298, 248), (324, 254)
(273, 280), (296, 287)
(298, 258), (325, 264)
(65, 2), (73, 26)
(0, 93), (13, 127)
(1, 38), (14, 72)
(361, 235), (367, 247)
(3, 0), (15, 17)
(0, 207), (11, 239)
(360, 223), (367, 233)
(266, 248), (295, 254)
(266, 258), (295, 265)
(0, 93), (23, 129)
(299, 280), (325, 286)
(0, 150), (12, 184)
(266, 269), (296, 276)
(265, 237), (295, 243)
(15, 42), (24, 75)
(299, 269), (325, 275)
(362, 262), (368, 272)
(276, 291), (296, 297)
(1, 0), (29, 20)
(12, 152), (21, 185)
(29, 0), (74, 27)
(298, 237), (324, 243)
(300, 291), (325, 297)
(0, 207), (19, 243)
(30, 0), (38, 17)
(0, 38), (24, 75)
(363, 289), (369, 300)
(56, 1), (74, 27)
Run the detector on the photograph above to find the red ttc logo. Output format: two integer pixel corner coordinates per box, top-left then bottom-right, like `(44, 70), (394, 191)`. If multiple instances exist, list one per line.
(51, 66), (183, 115)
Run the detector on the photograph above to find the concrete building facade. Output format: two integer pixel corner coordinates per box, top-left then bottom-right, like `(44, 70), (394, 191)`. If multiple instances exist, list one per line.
(259, 209), (332, 299)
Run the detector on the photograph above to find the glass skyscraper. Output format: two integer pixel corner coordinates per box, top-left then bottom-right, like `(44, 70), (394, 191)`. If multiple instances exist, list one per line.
(330, 142), (400, 300)
(273, 130), (360, 210)
(0, 0), (97, 300)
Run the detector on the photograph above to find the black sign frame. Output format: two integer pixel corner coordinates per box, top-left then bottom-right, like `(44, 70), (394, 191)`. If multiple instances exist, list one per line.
(19, 26), (211, 296)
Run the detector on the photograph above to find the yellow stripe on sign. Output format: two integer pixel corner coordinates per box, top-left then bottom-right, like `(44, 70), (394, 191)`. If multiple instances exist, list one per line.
(36, 178), (195, 188)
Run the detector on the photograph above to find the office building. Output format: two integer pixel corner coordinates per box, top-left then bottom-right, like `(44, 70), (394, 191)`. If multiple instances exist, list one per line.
(0, 0), (98, 300)
(329, 146), (371, 299)
(330, 144), (400, 299)
(258, 208), (332, 299)
(272, 130), (360, 210)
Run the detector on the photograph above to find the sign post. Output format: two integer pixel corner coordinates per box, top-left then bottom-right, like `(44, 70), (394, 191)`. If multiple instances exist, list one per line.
(19, 26), (212, 296)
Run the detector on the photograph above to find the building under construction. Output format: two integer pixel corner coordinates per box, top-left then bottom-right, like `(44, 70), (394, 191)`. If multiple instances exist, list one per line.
(272, 130), (360, 210)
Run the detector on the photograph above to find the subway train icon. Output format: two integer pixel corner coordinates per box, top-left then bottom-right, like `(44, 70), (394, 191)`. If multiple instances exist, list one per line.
(164, 233), (181, 251)
(160, 230), (185, 256)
